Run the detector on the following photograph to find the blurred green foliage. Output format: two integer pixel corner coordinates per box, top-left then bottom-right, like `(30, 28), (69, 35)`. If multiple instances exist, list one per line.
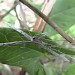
(62, 63), (75, 75)
(0, 0), (75, 75)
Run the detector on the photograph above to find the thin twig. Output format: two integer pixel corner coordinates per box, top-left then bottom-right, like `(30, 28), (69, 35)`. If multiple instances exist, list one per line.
(33, 0), (56, 32)
(20, 0), (75, 46)
(19, 2), (29, 29)
(4, 21), (33, 41)
(4, 21), (69, 62)
(33, 37), (69, 62)
(0, 2), (17, 20)
(33, 0), (48, 31)
(0, 41), (31, 46)
(14, 5), (23, 27)
(15, 0), (29, 30)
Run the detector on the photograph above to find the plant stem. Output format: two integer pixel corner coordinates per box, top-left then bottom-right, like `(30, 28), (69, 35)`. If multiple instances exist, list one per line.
(20, 0), (75, 46)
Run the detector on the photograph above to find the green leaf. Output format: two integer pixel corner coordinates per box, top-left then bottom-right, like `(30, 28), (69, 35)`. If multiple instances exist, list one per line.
(0, 28), (45, 75)
(43, 63), (59, 75)
(62, 63), (75, 75)
(44, 0), (75, 36)
(0, 28), (75, 75)
(0, 28), (75, 55)
(37, 65), (45, 75)
(0, 46), (44, 75)
(39, 35), (75, 55)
